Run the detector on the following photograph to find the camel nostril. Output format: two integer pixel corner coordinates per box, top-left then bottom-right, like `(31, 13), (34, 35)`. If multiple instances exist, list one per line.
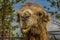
(21, 11), (30, 21)
(21, 16), (30, 21)
(22, 19), (26, 21)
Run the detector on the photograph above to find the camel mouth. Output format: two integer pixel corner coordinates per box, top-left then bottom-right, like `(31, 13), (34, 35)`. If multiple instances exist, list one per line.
(22, 28), (29, 33)
(21, 26), (31, 33)
(22, 27), (28, 30)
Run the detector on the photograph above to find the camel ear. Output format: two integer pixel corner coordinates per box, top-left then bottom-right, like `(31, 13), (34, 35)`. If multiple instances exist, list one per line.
(43, 14), (51, 22)
(17, 14), (20, 22)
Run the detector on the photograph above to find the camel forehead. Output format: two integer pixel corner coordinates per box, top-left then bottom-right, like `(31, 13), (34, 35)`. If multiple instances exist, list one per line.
(17, 3), (44, 15)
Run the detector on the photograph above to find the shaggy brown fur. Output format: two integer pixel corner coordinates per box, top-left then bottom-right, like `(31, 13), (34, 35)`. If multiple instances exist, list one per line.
(17, 2), (50, 40)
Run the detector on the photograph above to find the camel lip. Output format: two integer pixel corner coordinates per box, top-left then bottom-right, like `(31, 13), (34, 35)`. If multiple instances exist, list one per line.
(21, 26), (29, 29)
(21, 26), (29, 30)
(21, 26), (31, 33)
(21, 28), (29, 33)
(22, 28), (27, 30)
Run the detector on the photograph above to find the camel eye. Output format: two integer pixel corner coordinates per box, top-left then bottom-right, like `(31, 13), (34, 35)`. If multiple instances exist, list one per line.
(37, 12), (43, 17)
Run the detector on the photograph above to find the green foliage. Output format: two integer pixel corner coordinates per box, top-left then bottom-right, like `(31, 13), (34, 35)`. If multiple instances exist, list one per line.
(55, 14), (60, 19)
(12, 26), (19, 31)
(47, 0), (60, 10)
(46, 0), (60, 19)
(47, 0), (60, 9)
(0, 0), (26, 37)
(16, 33), (19, 37)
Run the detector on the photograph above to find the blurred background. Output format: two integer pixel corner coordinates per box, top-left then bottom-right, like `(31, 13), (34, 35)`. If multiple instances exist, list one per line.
(0, 0), (60, 40)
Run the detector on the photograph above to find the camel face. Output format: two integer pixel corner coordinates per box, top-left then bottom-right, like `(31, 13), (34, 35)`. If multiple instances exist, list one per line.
(17, 3), (50, 34)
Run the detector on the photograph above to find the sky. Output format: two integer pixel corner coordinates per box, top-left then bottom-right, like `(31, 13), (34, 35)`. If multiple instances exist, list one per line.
(13, 0), (58, 12)
(12, 0), (60, 36)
